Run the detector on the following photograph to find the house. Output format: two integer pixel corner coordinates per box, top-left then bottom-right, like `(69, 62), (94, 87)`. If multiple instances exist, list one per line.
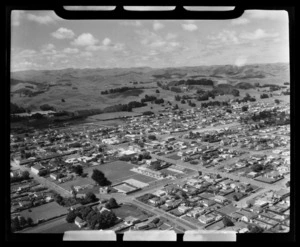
(149, 197), (161, 206)
(264, 171), (282, 180)
(236, 210), (257, 223)
(198, 214), (216, 224)
(31, 164), (46, 175)
(213, 195), (228, 204)
(50, 173), (60, 180)
(99, 187), (109, 194)
(178, 205), (191, 214)
(75, 216), (87, 228)
(274, 189), (290, 200)
(124, 216), (140, 226)
(10, 169), (22, 178)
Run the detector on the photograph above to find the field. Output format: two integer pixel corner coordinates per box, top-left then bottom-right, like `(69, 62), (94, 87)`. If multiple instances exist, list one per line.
(84, 161), (155, 185)
(39, 221), (80, 233)
(112, 203), (153, 220)
(19, 202), (68, 222)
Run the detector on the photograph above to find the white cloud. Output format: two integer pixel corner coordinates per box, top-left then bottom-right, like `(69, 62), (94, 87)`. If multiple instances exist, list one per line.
(246, 10), (287, 21)
(119, 20), (142, 27)
(153, 21), (165, 31)
(11, 10), (25, 26)
(231, 18), (250, 25)
(79, 51), (93, 57)
(41, 43), (56, 55)
(71, 33), (99, 46)
(165, 33), (177, 40)
(240, 29), (279, 40)
(27, 12), (59, 24)
(52, 27), (75, 39)
(102, 38), (111, 46)
(182, 23), (198, 31)
(208, 30), (240, 46)
(63, 48), (79, 54)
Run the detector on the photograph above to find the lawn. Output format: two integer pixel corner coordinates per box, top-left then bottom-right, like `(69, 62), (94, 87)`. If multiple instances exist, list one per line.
(167, 154), (181, 160)
(131, 173), (156, 183)
(19, 202), (68, 222)
(112, 203), (153, 220)
(39, 221), (80, 233)
(84, 161), (138, 184)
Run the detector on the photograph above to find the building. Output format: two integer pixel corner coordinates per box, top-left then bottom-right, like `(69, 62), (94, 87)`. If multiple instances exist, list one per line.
(75, 217), (87, 228)
(99, 186), (109, 194)
(31, 164), (46, 175)
(198, 214), (216, 224)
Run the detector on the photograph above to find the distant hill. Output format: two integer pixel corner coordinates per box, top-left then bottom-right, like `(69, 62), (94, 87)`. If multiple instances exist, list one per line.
(10, 63), (289, 111)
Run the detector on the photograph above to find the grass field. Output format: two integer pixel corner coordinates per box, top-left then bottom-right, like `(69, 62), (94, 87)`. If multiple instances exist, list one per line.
(84, 161), (151, 185)
(39, 221), (80, 233)
(112, 203), (153, 220)
(19, 202), (68, 222)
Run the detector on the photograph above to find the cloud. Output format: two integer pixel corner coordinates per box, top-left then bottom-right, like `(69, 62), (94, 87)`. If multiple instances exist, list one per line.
(102, 38), (111, 46)
(165, 33), (177, 40)
(52, 27), (75, 39)
(208, 30), (240, 46)
(182, 23), (198, 31)
(11, 10), (25, 26)
(26, 12), (60, 24)
(71, 33), (99, 46)
(119, 20), (142, 27)
(246, 10), (287, 21)
(63, 48), (79, 54)
(240, 29), (279, 40)
(40, 43), (57, 55)
(153, 21), (165, 31)
(231, 18), (250, 25)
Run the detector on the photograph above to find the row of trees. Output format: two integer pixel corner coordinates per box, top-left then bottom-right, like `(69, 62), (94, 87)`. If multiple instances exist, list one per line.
(101, 86), (139, 95)
(201, 101), (230, 108)
(11, 216), (34, 232)
(233, 93), (256, 104)
(141, 94), (157, 103)
(11, 170), (30, 183)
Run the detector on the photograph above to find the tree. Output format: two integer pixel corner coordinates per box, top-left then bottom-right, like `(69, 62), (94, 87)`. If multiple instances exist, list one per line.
(11, 217), (21, 232)
(286, 181), (290, 188)
(26, 217), (34, 226)
(233, 195), (239, 201)
(252, 164), (263, 172)
(248, 225), (264, 233)
(81, 207), (93, 220)
(275, 99), (281, 104)
(231, 89), (240, 97)
(21, 170), (30, 179)
(54, 194), (63, 205)
(73, 165), (83, 176)
(148, 135), (156, 140)
(181, 99), (186, 104)
(241, 105), (248, 112)
(222, 217), (234, 227)
(85, 192), (97, 203)
(156, 89), (160, 93)
(98, 210), (117, 229)
(19, 216), (27, 227)
(105, 198), (119, 209)
(174, 104), (179, 110)
(66, 210), (77, 223)
(91, 169), (110, 186)
(61, 98), (65, 102)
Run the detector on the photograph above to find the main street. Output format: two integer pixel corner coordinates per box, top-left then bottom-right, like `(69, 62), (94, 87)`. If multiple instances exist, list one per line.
(11, 159), (72, 197)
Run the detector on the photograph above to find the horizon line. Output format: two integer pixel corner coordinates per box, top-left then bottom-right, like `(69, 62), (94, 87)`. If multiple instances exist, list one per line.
(11, 61), (289, 73)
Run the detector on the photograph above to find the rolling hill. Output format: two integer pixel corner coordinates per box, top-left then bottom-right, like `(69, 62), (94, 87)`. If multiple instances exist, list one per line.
(10, 63), (289, 112)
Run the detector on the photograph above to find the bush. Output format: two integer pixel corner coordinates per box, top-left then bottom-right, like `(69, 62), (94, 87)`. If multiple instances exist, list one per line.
(260, 93), (269, 99)
(222, 217), (234, 227)
(143, 111), (154, 116)
(105, 198), (119, 209)
(91, 169), (111, 186)
(241, 105), (248, 112)
(66, 210), (77, 223)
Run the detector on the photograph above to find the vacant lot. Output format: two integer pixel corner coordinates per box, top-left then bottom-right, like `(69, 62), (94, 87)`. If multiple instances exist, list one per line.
(112, 203), (153, 220)
(20, 202), (68, 222)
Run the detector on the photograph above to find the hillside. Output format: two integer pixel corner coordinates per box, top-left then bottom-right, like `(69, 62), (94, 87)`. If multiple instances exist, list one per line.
(10, 63), (289, 111)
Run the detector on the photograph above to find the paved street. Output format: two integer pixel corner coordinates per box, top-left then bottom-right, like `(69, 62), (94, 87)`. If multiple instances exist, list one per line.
(11, 159), (72, 197)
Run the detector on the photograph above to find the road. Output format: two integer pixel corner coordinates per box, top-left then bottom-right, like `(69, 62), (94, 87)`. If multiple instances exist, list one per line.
(11, 159), (72, 197)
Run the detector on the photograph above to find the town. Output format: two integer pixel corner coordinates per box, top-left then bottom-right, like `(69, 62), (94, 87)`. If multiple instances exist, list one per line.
(10, 98), (290, 234)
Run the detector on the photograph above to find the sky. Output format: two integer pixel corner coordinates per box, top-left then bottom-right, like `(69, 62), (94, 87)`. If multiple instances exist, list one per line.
(10, 9), (289, 71)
